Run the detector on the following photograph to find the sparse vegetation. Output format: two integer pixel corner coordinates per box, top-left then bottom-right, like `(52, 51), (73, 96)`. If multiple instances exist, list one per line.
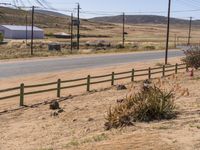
(144, 45), (156, 50)
(105, 85), (176, 130)
(182, 46), (200, 69)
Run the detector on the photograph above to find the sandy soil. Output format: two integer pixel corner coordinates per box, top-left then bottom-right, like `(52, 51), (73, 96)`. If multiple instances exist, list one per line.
(0, 57), (182, 112)
(0, 67), (200, 150)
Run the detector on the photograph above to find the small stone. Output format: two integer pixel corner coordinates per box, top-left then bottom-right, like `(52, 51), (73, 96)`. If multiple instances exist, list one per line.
(57, 109), (64, 113)
(51, 112), (59, 117)
(116, 85), (127, 90)
(73, 119), (77, 122)
(88, 118), (94, 122)
(49, 101), (60, 110)
(38, 116), (46, 120)
(44, 101), (49, 105)
(117, 99), (124, 103)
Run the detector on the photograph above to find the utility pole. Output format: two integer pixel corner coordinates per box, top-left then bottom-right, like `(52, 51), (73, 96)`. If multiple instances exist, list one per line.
(165, 0), (171, 65)
(77, 3), (80, 50)
(122, 12), (125, 47)
(25, 13), (28, 46)
(187, 17), (192, 46)
(71, 13), (73, 53)
(31, 6), (35, 55)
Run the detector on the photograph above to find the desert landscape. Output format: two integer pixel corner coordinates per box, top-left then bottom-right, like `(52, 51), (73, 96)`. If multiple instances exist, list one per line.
(1, 0), (200, 149)
(1, 6), (200, 59)
(0, 62), (200, 150)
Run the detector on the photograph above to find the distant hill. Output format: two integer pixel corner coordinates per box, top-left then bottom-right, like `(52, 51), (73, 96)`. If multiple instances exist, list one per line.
(0, 6), (70, 28)
(34, 9), (68, 18)
(90, 15), (200, 25)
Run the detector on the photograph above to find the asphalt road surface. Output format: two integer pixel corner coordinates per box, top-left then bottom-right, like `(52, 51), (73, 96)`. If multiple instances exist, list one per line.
(0, 50), (184, 79)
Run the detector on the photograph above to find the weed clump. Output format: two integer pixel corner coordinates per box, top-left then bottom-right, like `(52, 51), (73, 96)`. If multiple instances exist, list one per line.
(182, 46), (200, 69)
(105, 86), (176, 130)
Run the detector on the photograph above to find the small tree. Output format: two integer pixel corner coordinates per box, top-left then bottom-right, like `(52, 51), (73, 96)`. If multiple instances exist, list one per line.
(182, 46), (200, 69)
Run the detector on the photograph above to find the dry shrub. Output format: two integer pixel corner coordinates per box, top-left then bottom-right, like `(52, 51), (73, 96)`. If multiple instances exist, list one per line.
(105, 86), (176, 130)
(182, 46), (200, 69)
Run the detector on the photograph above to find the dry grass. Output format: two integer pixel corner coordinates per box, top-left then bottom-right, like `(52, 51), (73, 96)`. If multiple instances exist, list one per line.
(1, 22), (200, 59)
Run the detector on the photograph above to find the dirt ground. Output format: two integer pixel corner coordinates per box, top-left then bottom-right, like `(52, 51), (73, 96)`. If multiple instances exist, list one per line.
(0, 57), (182, 111)
(0, 57), (200, 150)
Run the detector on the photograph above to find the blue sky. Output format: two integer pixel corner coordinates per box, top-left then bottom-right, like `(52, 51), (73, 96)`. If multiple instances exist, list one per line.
(2, 0), (200, 19)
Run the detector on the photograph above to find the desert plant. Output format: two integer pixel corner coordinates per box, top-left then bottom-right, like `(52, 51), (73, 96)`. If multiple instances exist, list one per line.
(182, 46), (200, 69)
(105, 86), (176, 130)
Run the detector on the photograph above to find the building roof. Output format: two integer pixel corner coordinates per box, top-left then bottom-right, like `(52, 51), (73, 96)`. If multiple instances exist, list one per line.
(1, 25), (43, 31)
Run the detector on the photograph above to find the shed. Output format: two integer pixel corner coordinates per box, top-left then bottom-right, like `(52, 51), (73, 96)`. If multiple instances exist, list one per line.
(0, 25), (44, 39)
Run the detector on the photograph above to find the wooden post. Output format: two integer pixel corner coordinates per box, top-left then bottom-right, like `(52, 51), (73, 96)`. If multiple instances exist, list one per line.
(57, 79), (61, 97)
(20, 83), (24, 106)
(162, 65), (165, 77)
(148, 67), (151, 79)
(111, 72), (115, 86)
(87, 75), (90, 92)
(175, 63), (178, 74)
(131, 69), (135, 82)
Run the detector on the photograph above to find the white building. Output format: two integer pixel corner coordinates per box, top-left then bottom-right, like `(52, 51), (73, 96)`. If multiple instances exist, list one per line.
(0, 25), (44, 39)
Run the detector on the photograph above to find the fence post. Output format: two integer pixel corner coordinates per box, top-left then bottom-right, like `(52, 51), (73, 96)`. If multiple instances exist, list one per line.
(175, 63), (178, 74)
(148, 67), (151, 79)
(57, 79), (61, 97)
(131, 69), (135, 82)
(162, 65), (165, 77)
(20, 83), (24, 106)
(111, 72), (115, 86)
(87, 75), (90, 92)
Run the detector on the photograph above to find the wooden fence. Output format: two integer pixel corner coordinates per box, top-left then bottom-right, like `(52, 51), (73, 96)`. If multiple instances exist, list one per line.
(0, 63), (188, 107)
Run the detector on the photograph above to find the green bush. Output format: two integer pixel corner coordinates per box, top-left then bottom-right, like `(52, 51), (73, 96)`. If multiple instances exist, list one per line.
(0, 33), (3, 42)
(105, 86), (176, 130)
(182, 46), (200, 69)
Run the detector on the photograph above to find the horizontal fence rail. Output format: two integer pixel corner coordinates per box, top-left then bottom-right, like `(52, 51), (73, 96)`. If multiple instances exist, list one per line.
(0, 63), (187, 107)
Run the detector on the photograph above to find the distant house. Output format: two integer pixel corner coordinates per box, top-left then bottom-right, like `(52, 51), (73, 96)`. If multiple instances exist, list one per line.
(0, 25), (44, 39)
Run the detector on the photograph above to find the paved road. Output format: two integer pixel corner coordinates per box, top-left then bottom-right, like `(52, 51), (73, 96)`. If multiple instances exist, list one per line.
(0, 50), (184, 79)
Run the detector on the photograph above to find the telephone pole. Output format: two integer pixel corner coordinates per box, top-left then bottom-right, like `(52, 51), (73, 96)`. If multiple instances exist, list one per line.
(25, 13), (28, 46)
(31, 6), (35, 55)
(71, 13), (73, 53)
(187, 17), (192, 46)
(122, 12), (125, 47)
(165, 0), (171, 65)
(77, 3), (80, 50)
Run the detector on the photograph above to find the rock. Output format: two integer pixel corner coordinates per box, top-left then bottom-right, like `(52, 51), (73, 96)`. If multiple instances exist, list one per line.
(88, 118), (94, 122)
(44, 101), (49, 105)
(51, 112), (59, 117)
(49, 101), (60, 110)
(143, 79), (152, 91)
(116, 85), (127, 90)
(57, 109), (64, 113)
(73, 119), (77, 122)
(38, 116), (46, 120)
(117, 99), (124, 103)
